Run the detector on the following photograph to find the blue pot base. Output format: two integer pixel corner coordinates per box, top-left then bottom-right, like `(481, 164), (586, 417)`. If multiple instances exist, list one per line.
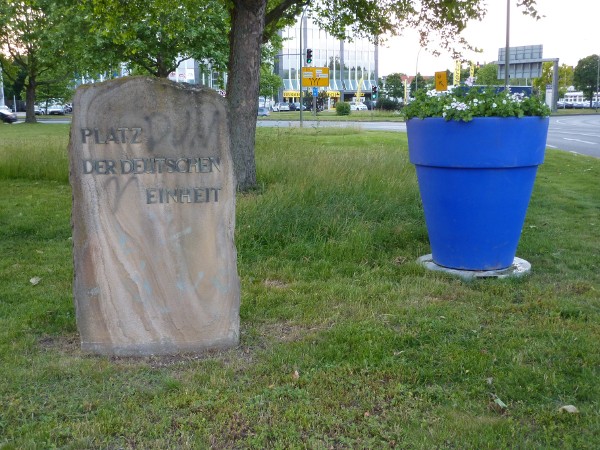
(417, 254), (531, 280)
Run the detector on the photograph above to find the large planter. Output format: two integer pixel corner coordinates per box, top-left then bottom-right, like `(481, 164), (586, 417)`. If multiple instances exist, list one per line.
(407, 116), (549, 271)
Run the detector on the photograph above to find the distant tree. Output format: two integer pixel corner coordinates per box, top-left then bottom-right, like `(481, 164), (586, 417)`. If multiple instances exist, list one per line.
(259, 66), (283, 100)
(0, 1), (76, 122)
(383, 73), (405, 100)
(558, 64), (574, 98)
(475, 63), (501, 86)
(410, 73), (427, 95)
(0, 57), (26, 107)
(574, 55), (600, 107)
(259, 41), (284, 100)
(532, 62), (553, 97)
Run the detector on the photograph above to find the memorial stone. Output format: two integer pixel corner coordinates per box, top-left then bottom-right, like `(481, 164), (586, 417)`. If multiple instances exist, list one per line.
(69, 77), (240, 355)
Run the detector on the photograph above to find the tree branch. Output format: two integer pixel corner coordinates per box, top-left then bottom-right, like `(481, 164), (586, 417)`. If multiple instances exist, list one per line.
(264, 0), (309, 29)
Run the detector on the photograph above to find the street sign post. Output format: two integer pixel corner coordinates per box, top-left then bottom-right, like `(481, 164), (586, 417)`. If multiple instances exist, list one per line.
(435, 71), (448, 91)
(302, 67), (330, 87)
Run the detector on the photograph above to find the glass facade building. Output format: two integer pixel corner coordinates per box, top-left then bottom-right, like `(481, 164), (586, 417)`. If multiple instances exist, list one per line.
(276, 17), (378, 103)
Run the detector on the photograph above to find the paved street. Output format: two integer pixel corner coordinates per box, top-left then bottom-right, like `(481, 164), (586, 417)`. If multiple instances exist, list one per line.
(547, 115), (600, 158)
(259, 115), (600, 158)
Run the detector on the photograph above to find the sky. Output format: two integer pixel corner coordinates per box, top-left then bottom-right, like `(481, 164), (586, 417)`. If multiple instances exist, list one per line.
(378, 0), (599, 77)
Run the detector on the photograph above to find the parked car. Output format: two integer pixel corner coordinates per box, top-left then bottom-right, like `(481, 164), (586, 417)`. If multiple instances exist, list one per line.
(34, 105), (44, 115)
(47, 104), (65, 115)
(276, 102), (290, 111)
(0, 105), (18, 124)
(292, 102), (306, 111)
(350, 102), (368, 111)
(257, 107), (270, 117)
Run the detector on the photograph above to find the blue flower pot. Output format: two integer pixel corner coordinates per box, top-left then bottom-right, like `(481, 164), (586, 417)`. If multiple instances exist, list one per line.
(407, 117), (549, 271)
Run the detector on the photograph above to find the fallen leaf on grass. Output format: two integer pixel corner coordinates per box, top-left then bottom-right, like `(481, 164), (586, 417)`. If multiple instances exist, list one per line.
(558, 405), (579, 414)
(393, 256), (407, 265)
(292, 370), (299, 380)
(488, 394), (508, 414)
(30, 277), (42, 286)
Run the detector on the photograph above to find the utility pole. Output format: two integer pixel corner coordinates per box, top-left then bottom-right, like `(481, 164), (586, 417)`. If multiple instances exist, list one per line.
(505, 0), (510, 89)
(596, 54), (599, 112)
(299, 9), (307, 127)
(0, 65), (5, 107)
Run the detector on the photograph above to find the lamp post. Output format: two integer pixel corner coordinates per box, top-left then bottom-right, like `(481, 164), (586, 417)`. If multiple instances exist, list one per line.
(299, 7), (308, 127)
(415, 47), (422, 92)
(505, 0), (510, 89)
(0, 65), (5, 108)
(596, 54), (600, 112)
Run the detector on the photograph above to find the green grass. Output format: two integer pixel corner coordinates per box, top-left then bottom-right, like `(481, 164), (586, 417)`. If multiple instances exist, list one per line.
(0, 123), (70, 182)
(553, 108), (600, 115)
(1, 124), (599, 448)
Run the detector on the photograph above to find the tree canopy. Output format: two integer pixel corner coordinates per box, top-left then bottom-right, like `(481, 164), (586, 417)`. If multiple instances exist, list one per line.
(0, 0), (76, 122)
(382, 73), (405, 100)
(79, 0), (230, 78)
(574, 55), (599, 106)
(475, 64), (501, 86)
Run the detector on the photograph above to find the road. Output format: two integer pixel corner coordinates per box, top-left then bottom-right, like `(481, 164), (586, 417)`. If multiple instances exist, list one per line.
(547, 115), (600, 158)
(259, 115), (600, 158)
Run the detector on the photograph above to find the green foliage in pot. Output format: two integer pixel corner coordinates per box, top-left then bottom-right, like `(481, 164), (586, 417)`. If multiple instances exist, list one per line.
(404, 87), (551, 122)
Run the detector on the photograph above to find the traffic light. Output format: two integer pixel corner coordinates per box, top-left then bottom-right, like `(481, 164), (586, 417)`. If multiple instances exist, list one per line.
(306, 48), (313, 64)
(372, 85), (378, 99)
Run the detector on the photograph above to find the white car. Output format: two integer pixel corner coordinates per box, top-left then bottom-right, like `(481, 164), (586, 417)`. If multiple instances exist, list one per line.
(276, 102), (290, 112)
(47, 104), (65, 115)
(350, 102), (368, 111)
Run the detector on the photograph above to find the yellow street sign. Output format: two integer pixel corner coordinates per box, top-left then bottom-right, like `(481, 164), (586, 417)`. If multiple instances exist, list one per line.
(302, 67), (330, 87)
(435, 71), (448, 91)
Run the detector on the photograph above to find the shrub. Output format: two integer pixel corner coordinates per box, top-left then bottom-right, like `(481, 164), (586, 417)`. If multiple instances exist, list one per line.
(336, 101), (351, 115)
(377, 97), (401, 111)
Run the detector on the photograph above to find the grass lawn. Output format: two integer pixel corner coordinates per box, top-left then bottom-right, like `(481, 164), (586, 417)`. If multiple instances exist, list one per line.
(1, 123), (599, 448)
(261, 109), (405, 122)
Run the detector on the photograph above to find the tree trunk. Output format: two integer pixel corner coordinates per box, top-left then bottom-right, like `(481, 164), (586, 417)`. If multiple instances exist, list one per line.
(227, 0), (266, 191)
(25, 76), (37, 124)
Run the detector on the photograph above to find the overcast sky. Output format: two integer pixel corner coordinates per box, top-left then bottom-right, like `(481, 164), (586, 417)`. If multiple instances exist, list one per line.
(378, 0), (599, 77)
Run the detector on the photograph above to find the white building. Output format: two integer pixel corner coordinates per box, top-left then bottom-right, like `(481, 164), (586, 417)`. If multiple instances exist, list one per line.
(276, 17), (378, 104)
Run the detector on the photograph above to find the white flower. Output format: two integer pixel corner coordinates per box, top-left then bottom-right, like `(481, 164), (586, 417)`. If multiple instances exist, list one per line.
(502, 99), (507, 105)
(492, 103), (497, 108)
(443, 112), (447, 118)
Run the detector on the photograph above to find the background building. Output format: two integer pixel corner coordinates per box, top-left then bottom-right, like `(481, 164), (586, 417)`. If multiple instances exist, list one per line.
(276, 17), (378, 105)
